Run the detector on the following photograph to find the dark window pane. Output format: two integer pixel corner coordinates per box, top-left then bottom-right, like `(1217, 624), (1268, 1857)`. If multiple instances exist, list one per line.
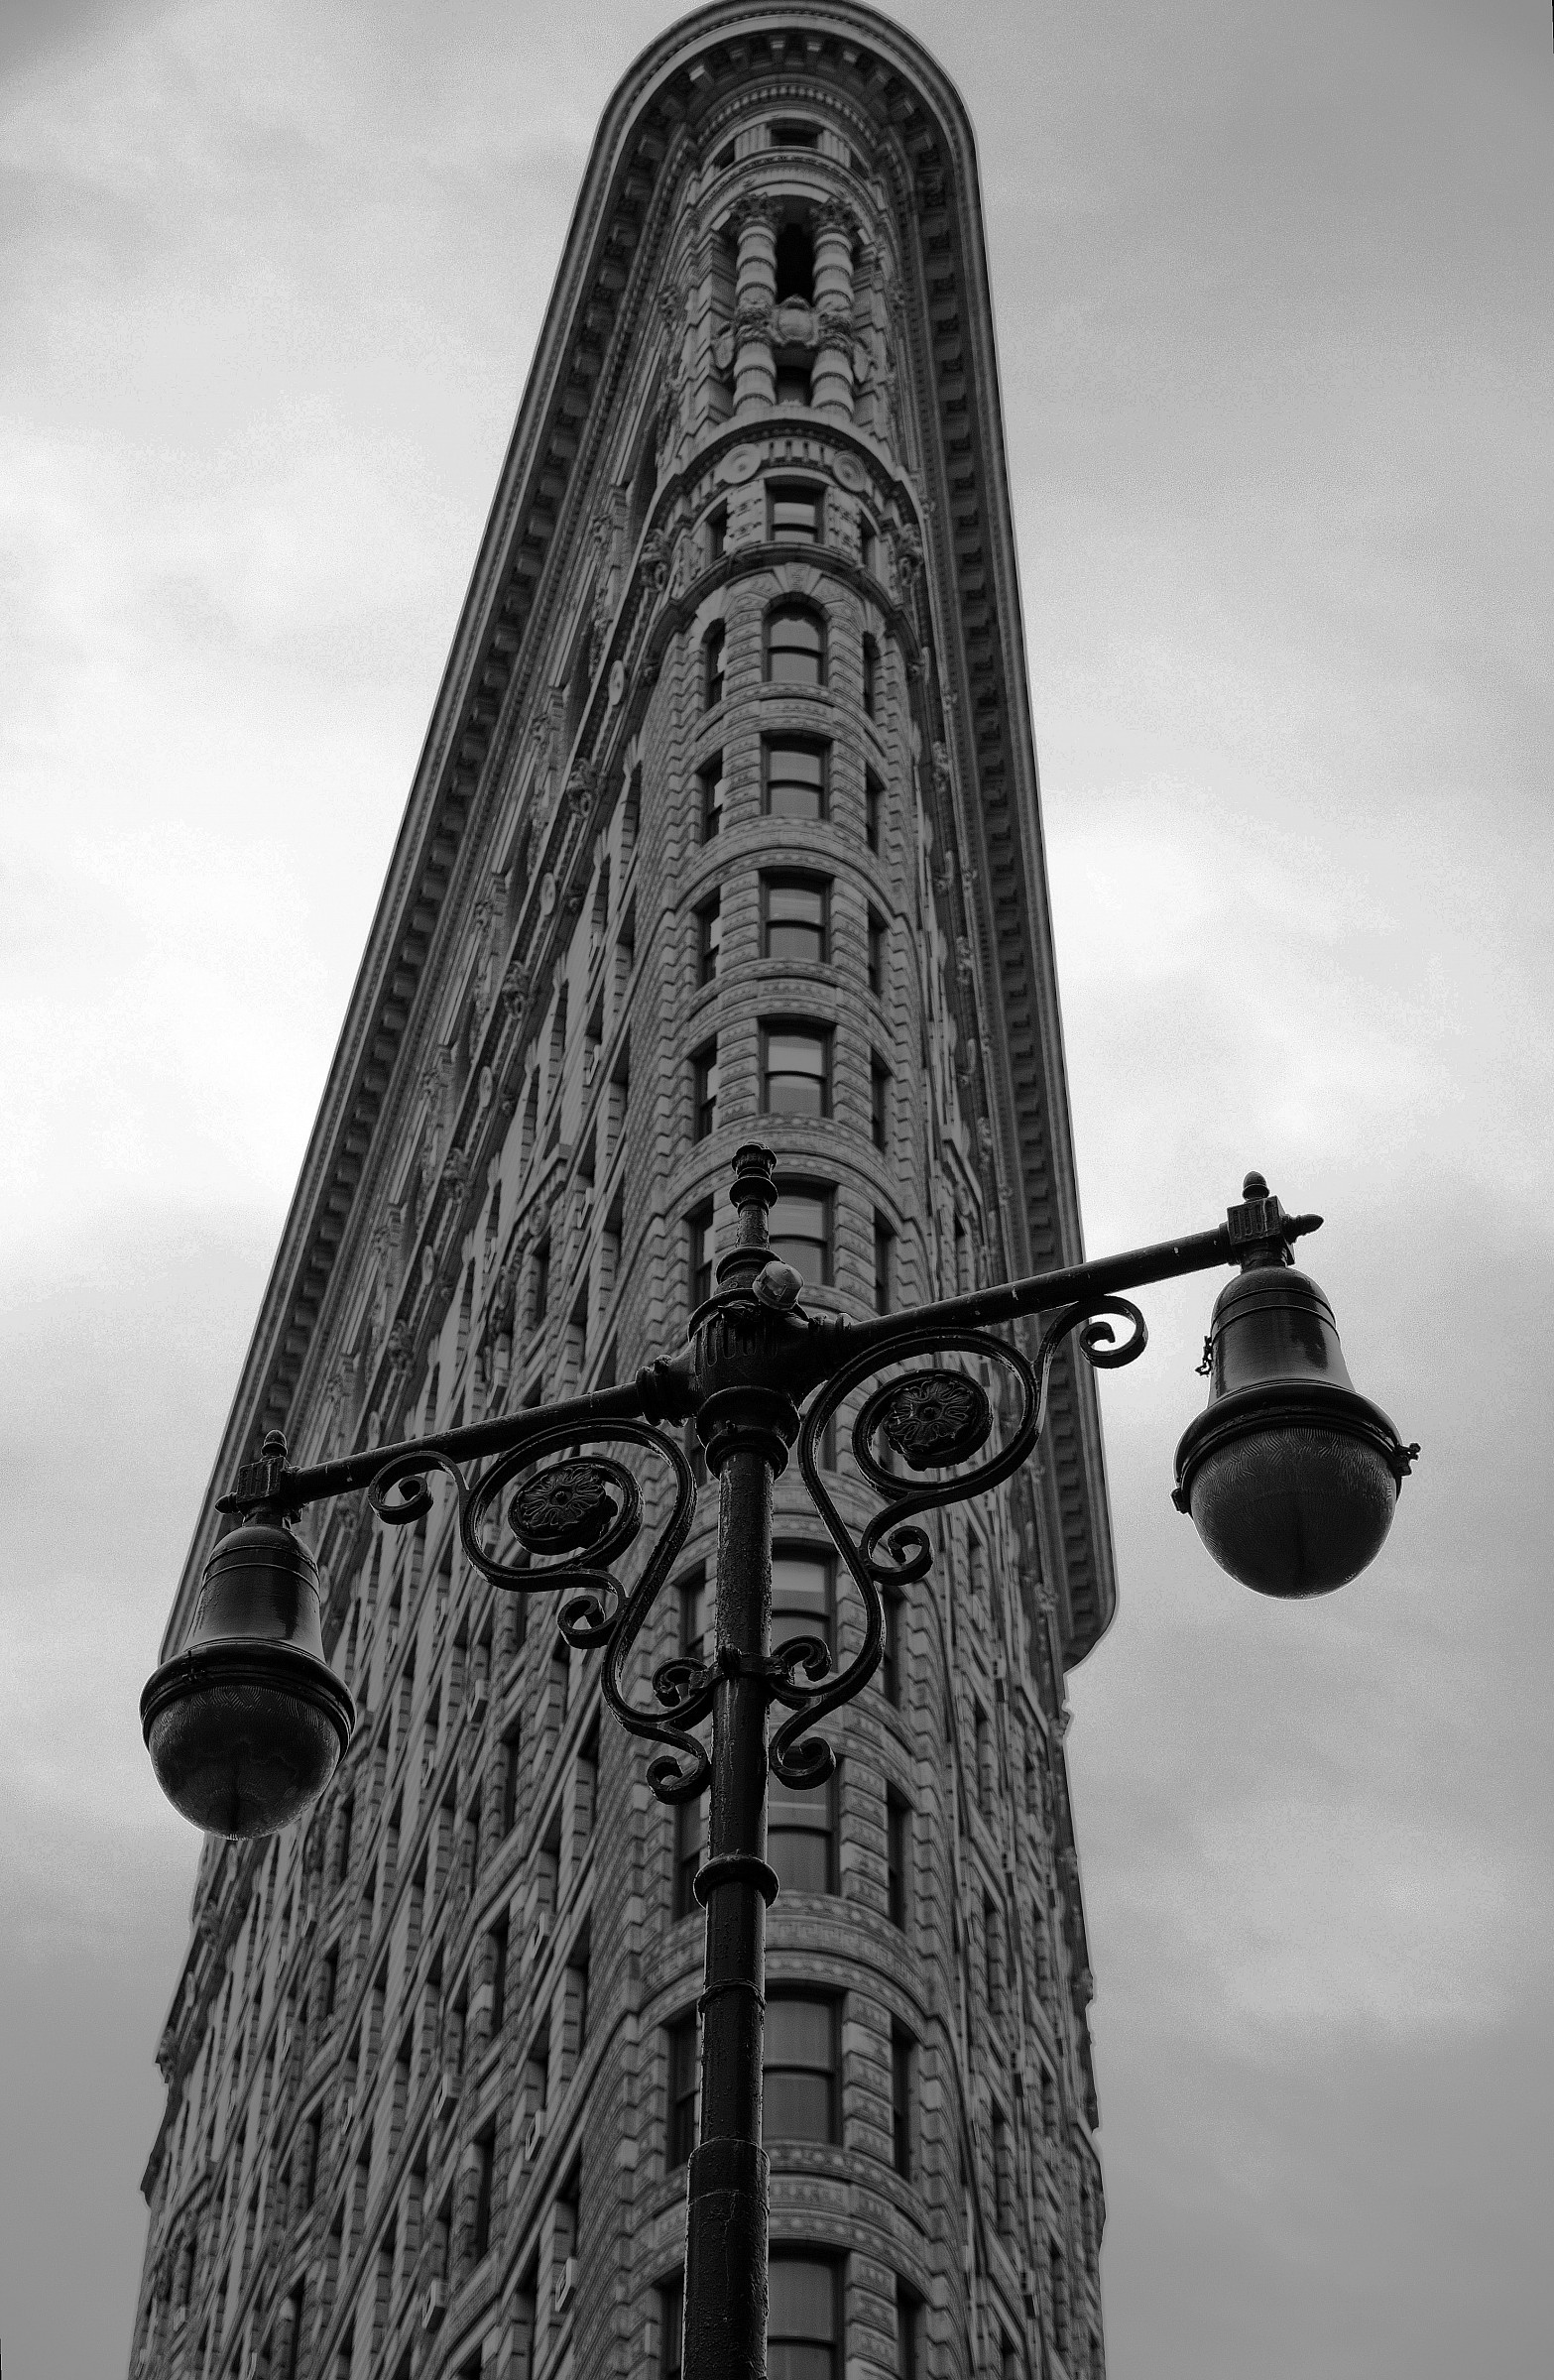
(766, 1997), (832, 2067)
(688, 1208), (714, 1308)
(769, 1778), (833, 1895)
(763, 1028), (829, 1118)
(704, 624), (725, 708)
(766, 739), (827, 821)
(768, 606), (825, 686)
(770, 2258), (835, 2335)
(868, 912), (885, 995)
(700, 758), (725, 841)
(667, 2013), (699, 2168)
(770, 1189), (830, 1286)
(698, 898), (721, 986)
(771, 2352), (832, 2380)
(674, 1797), (704, 1918)
(765, 878), (827, 962)
(770, 485), (820, 543)
(773, 1552), (831, 1658)
(693, 1046), (719, 1140)
(765, 2072), (832, 2141)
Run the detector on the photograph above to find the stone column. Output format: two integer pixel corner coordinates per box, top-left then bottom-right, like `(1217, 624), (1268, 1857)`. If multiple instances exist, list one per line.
(730, 193), (777, 416)
(811, 199), (858, 420)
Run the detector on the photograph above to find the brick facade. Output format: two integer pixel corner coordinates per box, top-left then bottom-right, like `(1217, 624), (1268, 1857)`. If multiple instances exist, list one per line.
(129, 13), (1115, 2379)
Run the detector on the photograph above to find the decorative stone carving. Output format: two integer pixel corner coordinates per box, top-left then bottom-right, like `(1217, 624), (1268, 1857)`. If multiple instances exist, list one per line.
(640, 528), (673, 594)
(501, 959), (530, 1021)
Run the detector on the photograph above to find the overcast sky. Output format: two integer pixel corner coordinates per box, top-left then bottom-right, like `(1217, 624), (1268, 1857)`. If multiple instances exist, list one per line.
(2, 1), (1550, 2373)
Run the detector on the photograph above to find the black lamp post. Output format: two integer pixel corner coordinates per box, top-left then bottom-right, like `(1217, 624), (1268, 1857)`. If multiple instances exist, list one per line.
(143, 1146), (1415, 2380)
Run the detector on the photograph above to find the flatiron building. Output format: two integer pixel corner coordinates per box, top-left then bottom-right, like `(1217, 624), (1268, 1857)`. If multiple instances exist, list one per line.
(130, 10), (1117, 2378)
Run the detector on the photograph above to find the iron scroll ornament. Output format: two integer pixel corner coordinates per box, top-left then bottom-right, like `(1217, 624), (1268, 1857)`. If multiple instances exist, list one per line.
(776, 1298), (1148, 1790)
(364, 1415), (709, 1802)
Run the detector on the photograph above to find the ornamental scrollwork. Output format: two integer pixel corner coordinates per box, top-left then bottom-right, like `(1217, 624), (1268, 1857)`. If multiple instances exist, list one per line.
(366, 1417), (706, 1802)
(775, 1299), (1147, 1791)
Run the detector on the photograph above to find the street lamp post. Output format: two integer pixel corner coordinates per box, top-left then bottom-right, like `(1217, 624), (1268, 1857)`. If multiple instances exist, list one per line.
(143, 1145), (1416, 2380)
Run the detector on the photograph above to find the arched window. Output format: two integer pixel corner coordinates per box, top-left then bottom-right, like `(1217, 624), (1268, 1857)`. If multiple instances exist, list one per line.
(765, 602), (825, 688)
(861, 634), (879, 719)
(703, 621), (725, 709)
(774, 221), (814, 304)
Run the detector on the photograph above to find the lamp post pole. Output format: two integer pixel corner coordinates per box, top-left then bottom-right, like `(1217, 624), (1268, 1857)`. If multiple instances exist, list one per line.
(143, 1145), (1416, 2380)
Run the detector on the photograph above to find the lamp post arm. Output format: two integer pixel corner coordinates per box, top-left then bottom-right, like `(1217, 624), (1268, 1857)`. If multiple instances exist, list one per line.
(218, 1352), (696, 1518)
(816, 1195), (1322, 1383)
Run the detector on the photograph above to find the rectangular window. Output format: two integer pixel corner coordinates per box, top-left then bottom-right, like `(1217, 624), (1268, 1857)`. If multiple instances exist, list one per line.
(870, 1062), (890, 1150)
(886, 1790), (910, 1929)
(859, 516), (878, 577)
(897, 2284), (921, 2379)
(865, 770), (883, 854)
(775, 358), (813, 407)
(471, 2125), (495, 2260)
(768, 1772), (834, 1895)
(769, 2257), (838, 2380)
(704, 622), (725, 709)
(771, 119), (820, 150)
(659, 2278), (684, 2380)
(673, 1797), (704, 1919)
(707, 504), (727, 562)
(873, 1215), (895, 1313)
(696, 895), (721, 987)
(765, 736), (828, 822)
(688, 1204), (715, 1308)
(862, 635), (879, 720)
(762, 1024), (830, 1118)
(867, 909), (886, 997)
(772, 1546), (833, 1663)
(770, 1184), (832, 1286)
(666, 2011), (699, 2169)
(762, 874), (829, 963)
(497, 1732), (521, 1837)
(891, 2029), (914, 2179)
(768, 481), (822, 544)
(692, 1043), (720, 1140)
(882, 1592), (901, 1708)
(532, 1241), (550, 1329)
(699, 754), (725, 842)
(764, 1996), (838, 2142)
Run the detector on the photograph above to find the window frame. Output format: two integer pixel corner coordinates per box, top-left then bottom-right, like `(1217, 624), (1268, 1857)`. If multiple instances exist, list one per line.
(696, 892), (721, 987)
(768, 1767), (836, 1897)
(687, 1203), (715, 1308)
(865, 769), (883, 854)
(666, 2009), (699, 2170)
(765, 599), (827, 687)
(766, 479), (824, 545)
(703, 620), (726, 710)
(770, 1179), (834, 1288)
(761, 873), (831, 965)
(764, 734), (830, 823)
(699, 753), (725, 842)
(692, 1041), (719, 1141)
(768, 2254), (841, 2380)
(762, 1991), (840, 2146)
(873, 1213), (896, 1313)
(886, 1788), (910, 1929)
(771, 1542), (834, 1665)
(867, 908), (886, 998)
(760, 1020), (832, 1120)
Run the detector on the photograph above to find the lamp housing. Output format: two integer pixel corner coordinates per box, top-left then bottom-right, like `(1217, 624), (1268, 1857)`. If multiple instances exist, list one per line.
(1173, 1241), (1416, 1598)
(141, 1514), (354, 1839)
